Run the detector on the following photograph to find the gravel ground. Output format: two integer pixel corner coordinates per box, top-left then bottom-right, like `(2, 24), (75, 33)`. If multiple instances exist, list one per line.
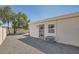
(0, 34), (79, 54)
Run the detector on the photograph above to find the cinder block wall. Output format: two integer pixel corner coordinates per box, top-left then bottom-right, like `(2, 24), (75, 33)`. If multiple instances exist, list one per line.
(0, 27), (6, 45)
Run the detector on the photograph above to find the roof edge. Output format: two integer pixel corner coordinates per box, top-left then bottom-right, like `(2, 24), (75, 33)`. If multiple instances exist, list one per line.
(30, 12), (79, 24)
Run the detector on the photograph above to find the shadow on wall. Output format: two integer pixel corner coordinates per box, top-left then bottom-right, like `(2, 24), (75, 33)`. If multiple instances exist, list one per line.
(18, 35), (79, 54)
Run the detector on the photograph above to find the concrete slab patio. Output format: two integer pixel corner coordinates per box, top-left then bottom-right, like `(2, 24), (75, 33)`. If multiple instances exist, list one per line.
(0, 35), (43, 54)
(0, 34), (79, 54)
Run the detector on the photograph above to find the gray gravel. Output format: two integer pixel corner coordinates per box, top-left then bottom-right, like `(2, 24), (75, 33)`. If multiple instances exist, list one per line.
(0, 34), (79, 54)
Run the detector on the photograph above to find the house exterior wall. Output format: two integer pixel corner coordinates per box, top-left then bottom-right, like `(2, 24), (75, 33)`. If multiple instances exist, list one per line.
(56, 16), (79, 47)
(0, 27), (2, 45)
(29, 24), (39, 38)
(2, 28), (7, 41)
(29, 13), (79, 47)
(44, 21), (56, 37)
(29, 21), (56, 38)
(0, 27), (6, 45)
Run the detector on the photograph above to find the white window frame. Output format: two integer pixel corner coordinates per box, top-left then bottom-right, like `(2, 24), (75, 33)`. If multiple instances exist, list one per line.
(48, 24), (55, 33)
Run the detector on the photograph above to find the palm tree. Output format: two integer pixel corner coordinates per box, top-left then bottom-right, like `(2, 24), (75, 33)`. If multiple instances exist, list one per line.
(17, 12), (30, 29)
(0, 6), (29, 35)
(12, 12), (30, 34)
(12, 17), (18, 34)
(3, 6), (12, 34)
(10, 13), (18, 34)
(0, 8), (3, 20)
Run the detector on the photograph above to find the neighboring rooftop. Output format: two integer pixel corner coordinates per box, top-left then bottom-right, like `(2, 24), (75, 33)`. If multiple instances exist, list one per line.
(30, 12), (79, 24)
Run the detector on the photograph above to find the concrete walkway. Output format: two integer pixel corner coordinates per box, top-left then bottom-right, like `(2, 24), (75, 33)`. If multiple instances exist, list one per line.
(0, 35), (44, 54)
(0, 34), (79, 54)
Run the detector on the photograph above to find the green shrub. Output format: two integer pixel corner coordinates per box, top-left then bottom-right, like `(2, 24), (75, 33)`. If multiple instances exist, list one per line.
(0, 20), (3, 27)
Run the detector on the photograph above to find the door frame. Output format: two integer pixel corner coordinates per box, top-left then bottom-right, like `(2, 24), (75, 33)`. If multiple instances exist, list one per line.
(39, 24), (45, 39)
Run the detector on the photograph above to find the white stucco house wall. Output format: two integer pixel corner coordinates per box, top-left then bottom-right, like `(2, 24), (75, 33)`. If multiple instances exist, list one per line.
(0, 21), (7, 45)
(29, 12), (79, 47)
(0, 27), (7, 45)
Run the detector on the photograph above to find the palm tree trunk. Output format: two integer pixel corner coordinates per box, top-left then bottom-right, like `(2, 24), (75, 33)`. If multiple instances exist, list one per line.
(7, 20), (10, 35)
(14, 26), (16, 34)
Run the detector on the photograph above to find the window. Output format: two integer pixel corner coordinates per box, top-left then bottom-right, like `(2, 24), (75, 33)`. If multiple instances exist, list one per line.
(48, 24), (55, 33)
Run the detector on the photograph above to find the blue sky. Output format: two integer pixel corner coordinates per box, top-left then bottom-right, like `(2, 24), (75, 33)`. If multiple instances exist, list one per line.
(0, 5), (79, 22)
